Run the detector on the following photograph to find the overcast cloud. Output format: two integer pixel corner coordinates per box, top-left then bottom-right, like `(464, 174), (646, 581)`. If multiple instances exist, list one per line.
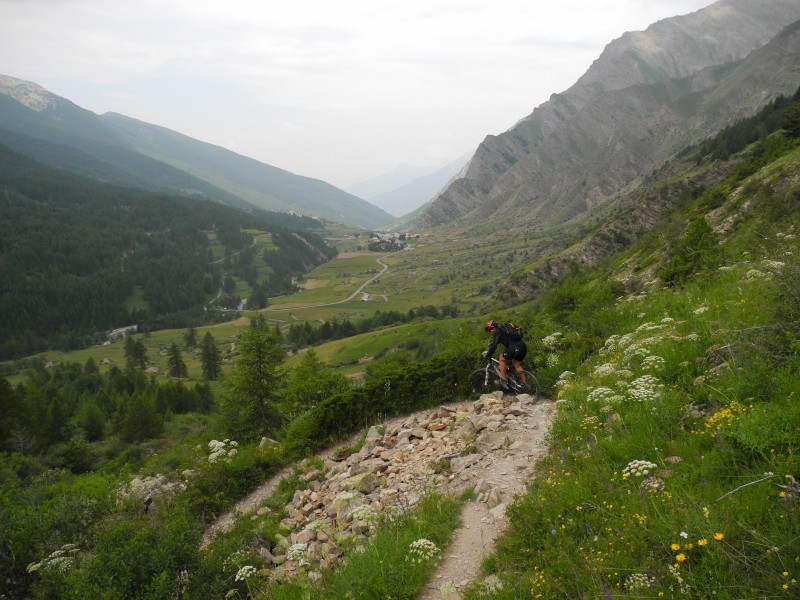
(1, 0), (716, 189)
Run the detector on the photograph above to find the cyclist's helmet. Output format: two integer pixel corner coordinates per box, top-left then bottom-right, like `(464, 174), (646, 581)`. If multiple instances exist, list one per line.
(484, 319), (497, 332)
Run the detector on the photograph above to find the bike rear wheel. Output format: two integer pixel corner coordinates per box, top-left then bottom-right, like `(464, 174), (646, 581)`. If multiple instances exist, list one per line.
(509, 370), (539, 400)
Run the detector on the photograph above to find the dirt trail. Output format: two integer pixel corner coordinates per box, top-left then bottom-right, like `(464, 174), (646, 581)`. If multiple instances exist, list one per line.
(420, 397), (554, 599)
(202, 394), (555, 597)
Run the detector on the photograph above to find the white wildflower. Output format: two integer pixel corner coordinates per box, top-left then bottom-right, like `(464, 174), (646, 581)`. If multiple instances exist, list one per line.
(745, 269), (768, 279)
(593, 363), (616, 376)
(623, 459), (657, 478)
(555, 371), (576, 387)
(407, 538), (440, 565)
(627, 375), (664, 402)
(26, 544), (80, 574)
(763, 260), (785, 271)
(587, 387), (617, 403)
(581, 415), (600, 427)
(599, 335), (620, 355)
(625, 572), (657, 592)
(541, 332), (563, 349)
(668, 564), (690, 594)
(287, 543), (308, 562)
(617, 333), (636, 348)
(622, 344), (650, 365)
(693, 306), (709, 315)
(208, 439), (239, 464)
(235, 565), (257, 582)
(641, 355), (665, 371)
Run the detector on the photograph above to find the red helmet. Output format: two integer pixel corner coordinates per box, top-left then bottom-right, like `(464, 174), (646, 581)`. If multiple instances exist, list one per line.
(484, 319), (497, 332)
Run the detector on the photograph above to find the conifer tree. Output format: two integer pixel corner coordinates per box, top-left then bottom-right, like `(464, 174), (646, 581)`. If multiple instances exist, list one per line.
(167, 342), (188, 378)
(200, 332), (222, 381)
(184, 327), (197, 349)
(781, 102), (800, 138)
(223, 317), (286, 438)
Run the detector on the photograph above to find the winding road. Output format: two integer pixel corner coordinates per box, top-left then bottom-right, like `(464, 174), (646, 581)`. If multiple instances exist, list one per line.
(267, 253), (392, 312)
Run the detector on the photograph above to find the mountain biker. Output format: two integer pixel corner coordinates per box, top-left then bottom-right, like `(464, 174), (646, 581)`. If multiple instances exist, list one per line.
(482, 320), (527, 389)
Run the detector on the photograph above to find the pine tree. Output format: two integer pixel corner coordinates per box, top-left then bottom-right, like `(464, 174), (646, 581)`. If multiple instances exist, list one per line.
(124, 334), (137, 372)
(781, 102), (800, 138)
(167, 342), (188, 378)
(184, 327), (197, 349)
(201, 332), (222, 381)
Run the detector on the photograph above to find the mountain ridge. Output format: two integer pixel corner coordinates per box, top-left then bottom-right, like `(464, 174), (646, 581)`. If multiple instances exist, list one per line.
(412, 0), (800, 231)
(0, 76), (394, 230)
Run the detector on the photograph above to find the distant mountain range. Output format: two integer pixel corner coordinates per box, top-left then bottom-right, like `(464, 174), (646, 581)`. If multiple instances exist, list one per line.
(412, 0), (800, 230)
(0, 76), (395, 230)
(346, 154), (471, 217)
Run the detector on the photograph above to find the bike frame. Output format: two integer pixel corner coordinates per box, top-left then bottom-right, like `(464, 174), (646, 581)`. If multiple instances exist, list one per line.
(470, 357), (538, 398)
(484, 357), (524, 388)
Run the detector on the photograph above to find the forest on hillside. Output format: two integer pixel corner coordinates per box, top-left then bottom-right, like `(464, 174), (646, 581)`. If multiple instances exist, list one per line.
(0, 146), (337, 360)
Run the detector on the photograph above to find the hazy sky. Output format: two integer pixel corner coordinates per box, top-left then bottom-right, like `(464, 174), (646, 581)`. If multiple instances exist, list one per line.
(2, 0), (717, 189)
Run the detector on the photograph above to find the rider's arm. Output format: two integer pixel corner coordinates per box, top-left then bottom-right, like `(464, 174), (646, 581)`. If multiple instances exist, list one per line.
(485, 329), (501, 356)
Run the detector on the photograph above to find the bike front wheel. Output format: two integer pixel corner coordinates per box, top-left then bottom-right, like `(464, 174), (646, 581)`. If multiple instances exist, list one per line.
(468, 369), (493, 396)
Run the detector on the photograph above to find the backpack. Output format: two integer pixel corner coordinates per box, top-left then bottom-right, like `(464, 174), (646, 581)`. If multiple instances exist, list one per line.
(501, 322), (524, 341)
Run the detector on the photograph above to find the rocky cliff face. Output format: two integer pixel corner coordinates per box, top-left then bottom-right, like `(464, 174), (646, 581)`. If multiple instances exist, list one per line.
(0, 75), (61, 112)
(413, 0), (800, 230)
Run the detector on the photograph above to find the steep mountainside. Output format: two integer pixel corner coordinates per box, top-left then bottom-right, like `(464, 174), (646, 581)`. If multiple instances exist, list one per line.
(412, 0), (800, 230)
(100, 113), (394, 229)
(0, 75), (394, 230)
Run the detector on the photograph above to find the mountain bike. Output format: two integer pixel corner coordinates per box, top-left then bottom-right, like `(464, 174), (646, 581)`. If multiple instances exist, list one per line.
(468, 357), (539, 399)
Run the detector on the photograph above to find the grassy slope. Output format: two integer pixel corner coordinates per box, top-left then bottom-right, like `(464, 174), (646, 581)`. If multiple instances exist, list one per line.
(456, 146), (800, 598)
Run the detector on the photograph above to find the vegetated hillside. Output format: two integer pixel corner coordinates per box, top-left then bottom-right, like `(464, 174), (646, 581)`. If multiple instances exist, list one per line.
(2, 105), (799, 599)
(0, 90), (253, 210)
(0, 145), (337, 360)
(2, 91), (800, 599)
(0, 75), (395, 230)
(502, 88), (800, 301)
(413, 0), (800, 230)
(455, 109), (800, 600)
(100, 113), (395, 230)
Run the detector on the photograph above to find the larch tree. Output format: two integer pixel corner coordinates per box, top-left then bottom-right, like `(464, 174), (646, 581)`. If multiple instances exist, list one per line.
(223, 317), (286, 439)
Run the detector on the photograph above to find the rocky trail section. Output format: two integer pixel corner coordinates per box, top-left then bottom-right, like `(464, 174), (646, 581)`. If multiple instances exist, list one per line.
(203, 392), (555, 597)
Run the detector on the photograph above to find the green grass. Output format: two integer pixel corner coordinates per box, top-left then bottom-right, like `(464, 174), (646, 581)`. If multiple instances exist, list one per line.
(458, 210), (800, 597)
(212, 492), (465, 599)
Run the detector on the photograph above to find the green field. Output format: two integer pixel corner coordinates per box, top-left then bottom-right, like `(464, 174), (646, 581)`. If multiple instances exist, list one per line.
(2, 223), (549, 384)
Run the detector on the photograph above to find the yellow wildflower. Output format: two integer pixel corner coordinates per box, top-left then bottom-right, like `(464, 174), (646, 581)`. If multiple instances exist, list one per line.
(676, 553), (687, 563)
(713, 532), (724, 541)
(697, 539), (708, 546)
(671, 543), (681, 551)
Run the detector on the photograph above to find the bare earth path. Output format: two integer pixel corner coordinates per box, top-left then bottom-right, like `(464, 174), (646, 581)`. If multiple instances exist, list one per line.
(420, 397), (554, 599)
(202, 394), (555, 597)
